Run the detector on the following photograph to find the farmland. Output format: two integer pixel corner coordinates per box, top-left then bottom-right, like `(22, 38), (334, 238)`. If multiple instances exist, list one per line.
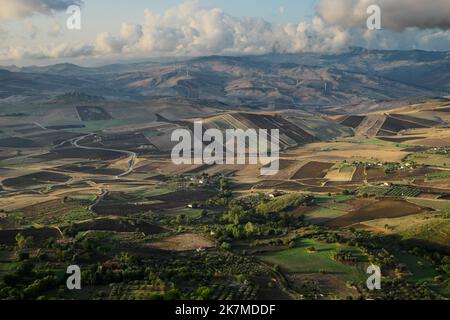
(292, 161), (334, 179)
(326, 198), (428, 228)
(76, 106), (113, 121)
(0, 99), (449, 301)
(259, 239), (367, 282)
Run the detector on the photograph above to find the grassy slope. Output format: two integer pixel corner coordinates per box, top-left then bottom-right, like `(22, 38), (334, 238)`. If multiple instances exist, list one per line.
(259, 239), (367, 283)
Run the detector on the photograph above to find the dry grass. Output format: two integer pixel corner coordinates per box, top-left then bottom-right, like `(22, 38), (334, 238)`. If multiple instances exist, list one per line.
(149, 233), (215, 252)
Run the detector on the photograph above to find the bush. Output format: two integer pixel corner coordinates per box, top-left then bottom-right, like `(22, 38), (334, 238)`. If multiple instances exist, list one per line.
(220, 242), (231, 251)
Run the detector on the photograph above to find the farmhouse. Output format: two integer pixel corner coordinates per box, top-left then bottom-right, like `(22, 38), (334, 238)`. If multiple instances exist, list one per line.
(269, 191), (284, 198)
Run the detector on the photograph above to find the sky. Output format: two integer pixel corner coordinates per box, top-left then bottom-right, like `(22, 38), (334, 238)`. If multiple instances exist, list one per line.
(0, 0), (449, 66)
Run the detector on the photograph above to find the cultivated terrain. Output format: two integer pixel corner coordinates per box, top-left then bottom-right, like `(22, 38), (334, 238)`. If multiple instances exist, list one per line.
(0, 49), (449, 300)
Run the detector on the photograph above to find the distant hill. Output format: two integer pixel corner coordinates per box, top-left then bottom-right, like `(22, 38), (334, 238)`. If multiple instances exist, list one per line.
(0, 49), (448, 109)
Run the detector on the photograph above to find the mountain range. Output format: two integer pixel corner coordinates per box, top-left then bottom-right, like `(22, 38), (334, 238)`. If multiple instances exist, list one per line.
(1, 48), (449, 109)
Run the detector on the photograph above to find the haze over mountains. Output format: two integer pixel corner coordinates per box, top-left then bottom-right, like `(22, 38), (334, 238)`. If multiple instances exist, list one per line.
(1, 48), (449, 109)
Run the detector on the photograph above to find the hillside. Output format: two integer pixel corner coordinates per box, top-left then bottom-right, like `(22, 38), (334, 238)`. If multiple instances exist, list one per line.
(1, 49), (448, 109)
(201, 112), (318, 149)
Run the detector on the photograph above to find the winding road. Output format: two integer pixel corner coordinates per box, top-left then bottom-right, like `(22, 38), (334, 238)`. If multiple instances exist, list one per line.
(71, 133), (137, 178)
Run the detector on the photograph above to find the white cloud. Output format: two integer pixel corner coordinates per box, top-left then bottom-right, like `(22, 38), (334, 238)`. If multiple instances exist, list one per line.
(95, 32), (126, 54)
(133, 1), (350, 56)
(0, 0), (84, 21)
(0, 27), (8, 40)
(24, 20), (38, 39)
(317, 0), (450, 31)
(1, 0), (450, 63)
(1, 42), (94, 60)
(120, 23), (143, 45)
(48, 22), (63, 37)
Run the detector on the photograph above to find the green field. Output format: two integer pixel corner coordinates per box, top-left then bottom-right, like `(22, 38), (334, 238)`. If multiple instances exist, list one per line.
(408, 198), (450, 212)
(259, 239), (368, 282)
(400, 219), (450, 248)
(394, 252), (439, 284)
(426, 171), (450, 180)
(315, 194), (355, 205)
(303, 207), (347, 221)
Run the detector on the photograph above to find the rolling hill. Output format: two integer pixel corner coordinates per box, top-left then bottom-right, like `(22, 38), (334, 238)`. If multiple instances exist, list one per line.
(1, 48), (448, 109)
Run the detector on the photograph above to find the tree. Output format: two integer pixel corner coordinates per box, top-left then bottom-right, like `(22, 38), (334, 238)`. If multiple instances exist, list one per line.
(220, 242), (231, 250)
(15, 233), (33, 250)
(194, 286), (213, 300)
(244, 222), (256, 238)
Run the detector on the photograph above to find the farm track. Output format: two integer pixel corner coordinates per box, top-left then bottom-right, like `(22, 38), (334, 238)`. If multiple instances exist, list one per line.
(71, 134), (137, 178)
(89, 189), (108, 211)
(257, 260), (300, 300)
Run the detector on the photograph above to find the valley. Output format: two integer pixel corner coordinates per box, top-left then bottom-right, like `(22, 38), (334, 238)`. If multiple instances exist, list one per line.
(0, 51), (449, 301)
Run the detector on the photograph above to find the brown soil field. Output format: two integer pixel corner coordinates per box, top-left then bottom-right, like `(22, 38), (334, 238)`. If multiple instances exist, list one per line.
(26, 131), (83, 146)
(92, 203), (155, 216)
(291, 161), (334, 179)
(390, 114), (440, 127)
(261, 159), (301, 180)
(94, 189), (217, 215)
(36, 148), (124, 161)
(230, 183), (255, 191)
(366, 167), (387, 181)
(253, 180), (309, 191)
(185, 163), (215, 174)
(417, 193), (441, 199)
(379, 116), (426, 134)
(345, 198), (379, 211)
(146, 189), (217, 209)
(56, 164), (123, 176)
(351, 164), (366, 182)
(323, 181), (360, 187)
(286, 142), (408, 163)
(289, 206), (318, 217)
(325, 198), (427, 228)
(0, 227), (61, 246)
(72, 217), (167, 235)
(45, 125), (86, 130)
(89, 135), (155, 154)
(13, 126), (46, 135)
(135, 160), (205, 175)
(21, 199), (84, 218)
(339, 115), (366, 128)
(149, 233), (215, 251)
(0, 137), (41, 148)
(376, 130), (396, 136)
(306, 186), (342, 193)
(233, 113), (316, 146)
(3, 171), (71, 189)
(431, 107), (450, 113)
(300, 179), (326, 186)
(386, 167), (436, 181)
(378, 136), (426, 143)
(413, 138), (450, 147)
(103, 191), (138, 202)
